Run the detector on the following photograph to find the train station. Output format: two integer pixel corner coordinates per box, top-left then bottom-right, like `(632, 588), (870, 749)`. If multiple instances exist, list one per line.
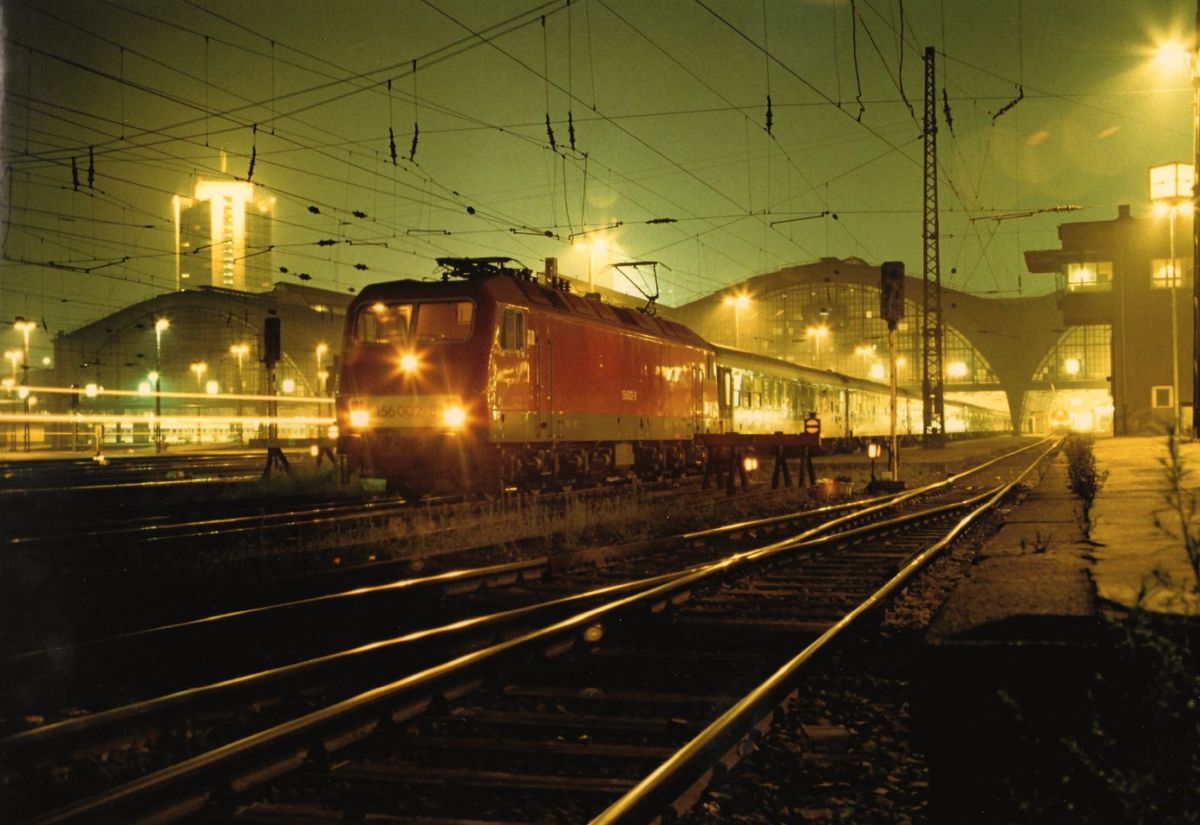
(2, 3), (1199, 824)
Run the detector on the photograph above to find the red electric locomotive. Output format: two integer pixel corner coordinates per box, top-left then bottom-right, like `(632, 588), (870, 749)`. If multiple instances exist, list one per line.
(336, 257), (718, 496)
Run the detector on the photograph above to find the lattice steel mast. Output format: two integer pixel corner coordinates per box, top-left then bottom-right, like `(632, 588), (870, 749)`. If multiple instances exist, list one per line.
(921, 46), (946, 446)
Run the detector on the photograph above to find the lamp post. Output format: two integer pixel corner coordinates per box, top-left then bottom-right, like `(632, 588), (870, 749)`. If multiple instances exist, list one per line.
(723, 292), (750, 348)
(230, 343), (248, 442)
(154, 317), (169, 452)
(190, 361), (207, 444)
(1150, 162), (1193, 433)
(806, 324), (830, 369)
(1194, 14), (1200, 438)
(315, 343), (328, 395)
(1151, 33), (1200, 437)
(13, 318), (35, 451)
(854, 343), (876, 378)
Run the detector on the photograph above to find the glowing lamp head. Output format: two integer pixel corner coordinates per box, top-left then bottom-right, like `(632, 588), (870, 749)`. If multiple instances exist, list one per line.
(400, 353), (419, 373)
(442, 405), (467, 429)
(85, 383), (99, 398)
(349, 409), (370, 428)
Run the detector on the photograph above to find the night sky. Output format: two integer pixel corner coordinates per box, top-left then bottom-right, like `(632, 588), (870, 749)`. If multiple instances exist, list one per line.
(0, 0), (1193, 362)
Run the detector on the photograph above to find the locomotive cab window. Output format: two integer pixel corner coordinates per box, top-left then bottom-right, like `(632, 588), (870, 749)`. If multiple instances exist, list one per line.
(415, 301), (475, 342)
(355, 302), (413, 344)
(500, 309), (525, 350)
(354, 300), (474, 344)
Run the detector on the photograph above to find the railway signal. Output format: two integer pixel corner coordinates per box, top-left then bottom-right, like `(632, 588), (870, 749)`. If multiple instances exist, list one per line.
(881, 262), (904, 483)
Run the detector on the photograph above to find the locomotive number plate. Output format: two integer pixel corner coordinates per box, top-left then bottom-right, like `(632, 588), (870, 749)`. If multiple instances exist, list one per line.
(364, 395), (459, 428)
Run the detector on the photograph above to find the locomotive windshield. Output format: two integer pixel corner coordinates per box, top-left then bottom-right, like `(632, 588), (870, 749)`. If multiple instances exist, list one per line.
(354, 300), (475, 344)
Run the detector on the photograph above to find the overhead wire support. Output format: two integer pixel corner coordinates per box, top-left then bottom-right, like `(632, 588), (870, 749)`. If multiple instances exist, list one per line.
(921, 45), (946, 447)
(567, 220), (622, 241)
(968, 205), (1081, 223)
(992, 85), (1024, 122)
(769, 210), (835, 227)
(409, 59), (420, 162)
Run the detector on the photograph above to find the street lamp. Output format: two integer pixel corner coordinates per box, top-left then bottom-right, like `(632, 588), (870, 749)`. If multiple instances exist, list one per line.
(190, 361), (208, 388)
(154, 317), (169, 452)
(1152, 35), (1200, 437)
(190, 362), (208, 443)
(315, 342), (328, 395)
(854, 343), (876, 377)
(1150, 161), (1193, 433)
(574, 237), (609, 293)
(722, 292), (751, 348)
(230, 343), (249, 441)
(806, 324), (830, 368)
(13, 318), (35, 451)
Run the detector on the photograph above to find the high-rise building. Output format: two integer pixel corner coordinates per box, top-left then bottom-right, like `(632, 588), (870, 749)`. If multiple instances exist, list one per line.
(173, 179), (275, 292)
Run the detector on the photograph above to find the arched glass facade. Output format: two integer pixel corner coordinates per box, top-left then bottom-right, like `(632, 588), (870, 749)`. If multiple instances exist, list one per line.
(723, 283), (998, 389)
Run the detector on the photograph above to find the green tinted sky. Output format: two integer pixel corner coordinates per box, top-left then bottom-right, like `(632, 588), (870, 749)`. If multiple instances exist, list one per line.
(1, 0), (1194, 357)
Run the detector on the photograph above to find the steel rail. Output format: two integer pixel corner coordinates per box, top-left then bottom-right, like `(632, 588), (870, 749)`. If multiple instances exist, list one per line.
(16, 463), (1033, 824)
(2, 556), (547, 670)
(590, 437), (1061, 824)
(5, 495), (411, 547)
(682, 436), (1053, 542)
(1, 567), (685, 761)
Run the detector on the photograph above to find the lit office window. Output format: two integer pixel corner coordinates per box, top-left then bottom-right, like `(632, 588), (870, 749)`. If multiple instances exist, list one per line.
(1065, 262), (1112, 292)
(1151, 258), (1184, 289)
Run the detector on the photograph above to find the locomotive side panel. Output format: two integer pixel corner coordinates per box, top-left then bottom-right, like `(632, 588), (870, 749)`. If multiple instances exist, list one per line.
(488, 304), (536, 441)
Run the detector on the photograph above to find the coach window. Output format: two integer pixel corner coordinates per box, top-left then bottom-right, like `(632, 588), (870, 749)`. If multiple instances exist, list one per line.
(500, 309), (525, 350)
(415, 301), (475, 342)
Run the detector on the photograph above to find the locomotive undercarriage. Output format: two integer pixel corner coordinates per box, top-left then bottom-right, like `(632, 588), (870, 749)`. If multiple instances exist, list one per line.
(342, 430), (711, 497)
(498, 440), (709, 490)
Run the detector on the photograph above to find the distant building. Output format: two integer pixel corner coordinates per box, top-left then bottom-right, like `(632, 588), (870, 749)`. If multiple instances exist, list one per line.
(1026, 201), (1193, 436)
(669, 258), (1074, 435)
(173, 179), (275, 292)
(49, 283), (347, 448)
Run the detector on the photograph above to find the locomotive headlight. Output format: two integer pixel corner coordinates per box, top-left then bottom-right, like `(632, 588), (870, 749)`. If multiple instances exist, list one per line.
(442, 404), (467, 429)
(349, 409), (370, 428)
(400, 353), (419, 373)
(742, 456), (759, 473)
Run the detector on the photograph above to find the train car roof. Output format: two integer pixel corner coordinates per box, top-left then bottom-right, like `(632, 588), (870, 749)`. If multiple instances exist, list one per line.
(712, 344), (921, 399)
(351, 274), (713, 350)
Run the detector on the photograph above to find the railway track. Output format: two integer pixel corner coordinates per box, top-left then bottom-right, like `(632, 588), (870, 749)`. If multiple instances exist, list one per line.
(0, 438), (1057, 823)
(1, 437), (1044, 713)
(0, 470), (832, 654)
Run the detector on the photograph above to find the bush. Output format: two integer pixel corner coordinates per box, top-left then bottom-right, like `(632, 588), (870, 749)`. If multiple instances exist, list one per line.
(1064, 433), (1107, 539)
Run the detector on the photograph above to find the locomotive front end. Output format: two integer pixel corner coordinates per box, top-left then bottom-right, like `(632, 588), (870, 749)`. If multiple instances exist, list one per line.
(337, 286), (492, 496)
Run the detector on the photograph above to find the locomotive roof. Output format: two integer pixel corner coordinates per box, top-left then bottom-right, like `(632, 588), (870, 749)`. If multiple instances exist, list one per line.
(352, 275), (712, 350)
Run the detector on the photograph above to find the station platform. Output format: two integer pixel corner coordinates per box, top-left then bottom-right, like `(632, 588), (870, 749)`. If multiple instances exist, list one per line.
(917, 434), (1200, 823)
(930, 434), (1200, 636)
